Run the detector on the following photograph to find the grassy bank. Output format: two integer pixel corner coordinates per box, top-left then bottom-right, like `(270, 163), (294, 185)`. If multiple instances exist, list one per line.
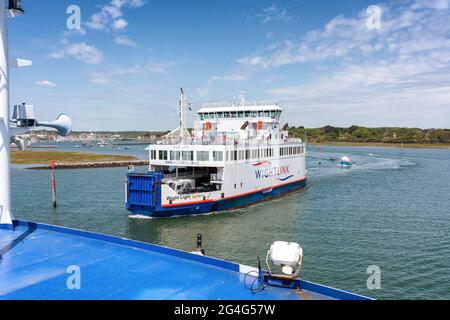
(11, 150), (138, 165)
(308, 142), (450, 149)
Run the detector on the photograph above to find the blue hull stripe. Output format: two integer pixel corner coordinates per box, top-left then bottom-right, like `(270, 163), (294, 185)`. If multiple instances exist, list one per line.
(128, 178), (307, 218)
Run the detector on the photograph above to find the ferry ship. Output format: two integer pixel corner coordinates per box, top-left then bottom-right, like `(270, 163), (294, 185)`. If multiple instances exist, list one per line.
(125, 90), (307, 217)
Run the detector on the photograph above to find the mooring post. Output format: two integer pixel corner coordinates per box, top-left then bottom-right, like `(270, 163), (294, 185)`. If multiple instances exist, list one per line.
(51, 160), (57, 208)
(197, 233), (205, 256)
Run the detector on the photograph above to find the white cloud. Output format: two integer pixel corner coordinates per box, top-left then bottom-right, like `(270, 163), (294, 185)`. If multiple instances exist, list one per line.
(112, 0), (146, 8)
(112, 18), (128, 30)
(412, 0), (449, 10)
(241, 2), (450, 70)
(114, 35), (137, 46)
(210, 73), (250, 82)
(86, 0), (146, 32)
(89, 58), (178, 86)
(50, 41), (104, 64)
(35, 80), (56, 87)
(66, 42), (104, 64)
(145, 60), (178, 74)
(224, 0), (450, 127)
(256, 5), (295, 24)
(237, 0), (450, 127)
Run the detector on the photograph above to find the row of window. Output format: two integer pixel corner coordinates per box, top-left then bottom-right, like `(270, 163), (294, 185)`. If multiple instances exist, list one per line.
(150, 146), (304, 162)
(280, 146), (305, 156)
(151, 150), (221, 162)
(228, 148), (274, 161)
(199, 110), (281, 120)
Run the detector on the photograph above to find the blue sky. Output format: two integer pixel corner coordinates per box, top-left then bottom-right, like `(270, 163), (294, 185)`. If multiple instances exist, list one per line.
(7, 0), (450, 130)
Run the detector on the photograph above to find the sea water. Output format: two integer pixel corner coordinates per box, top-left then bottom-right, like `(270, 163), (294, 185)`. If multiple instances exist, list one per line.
(10, 143), (450, 299)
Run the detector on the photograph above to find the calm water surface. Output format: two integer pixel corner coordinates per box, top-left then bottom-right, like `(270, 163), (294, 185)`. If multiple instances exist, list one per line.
(11, 143), (450, 300)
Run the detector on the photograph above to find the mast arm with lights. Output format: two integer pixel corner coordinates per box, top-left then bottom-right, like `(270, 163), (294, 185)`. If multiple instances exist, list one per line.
(0, 1), (72, 229)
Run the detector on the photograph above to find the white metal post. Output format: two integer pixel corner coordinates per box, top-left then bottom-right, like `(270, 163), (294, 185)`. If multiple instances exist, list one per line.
(0, 0), (15, 228)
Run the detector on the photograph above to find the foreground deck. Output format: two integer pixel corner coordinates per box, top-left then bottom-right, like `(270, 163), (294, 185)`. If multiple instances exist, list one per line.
(0, 221), (368, 300)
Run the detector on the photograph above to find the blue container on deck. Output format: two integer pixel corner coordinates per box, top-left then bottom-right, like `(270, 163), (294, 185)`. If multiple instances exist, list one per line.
(126, 172), (164, 212)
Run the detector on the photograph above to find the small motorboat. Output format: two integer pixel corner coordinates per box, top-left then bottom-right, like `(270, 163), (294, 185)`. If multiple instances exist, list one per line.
(339, 155), (353, 168)
(328, 156), (337, 161)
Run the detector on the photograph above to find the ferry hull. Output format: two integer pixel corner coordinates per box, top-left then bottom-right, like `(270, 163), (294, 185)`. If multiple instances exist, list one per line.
(127, 178), (306, 218)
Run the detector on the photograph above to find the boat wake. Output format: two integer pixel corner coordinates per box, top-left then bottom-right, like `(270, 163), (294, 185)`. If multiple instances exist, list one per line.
(351, 157), (416, 171)
(307, 154), (416, 178)
(128, 214), (154, 220)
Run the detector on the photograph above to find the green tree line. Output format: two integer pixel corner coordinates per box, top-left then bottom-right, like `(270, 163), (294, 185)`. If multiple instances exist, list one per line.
(289, 126), (450, 145)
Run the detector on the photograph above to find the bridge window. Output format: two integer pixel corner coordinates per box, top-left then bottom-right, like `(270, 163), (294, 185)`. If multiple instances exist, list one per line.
(197, 151), (209, 161)
(213, 151), (223, 161)
(159, 150), (168, 160)
(150, 150), (157, 160)
(170, 151), (180, 160)
(271, 111), (278, 119)
(182, 151), (194, 161)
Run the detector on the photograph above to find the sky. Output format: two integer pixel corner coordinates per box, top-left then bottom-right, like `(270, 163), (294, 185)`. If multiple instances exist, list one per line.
(7, 0), (450, 131)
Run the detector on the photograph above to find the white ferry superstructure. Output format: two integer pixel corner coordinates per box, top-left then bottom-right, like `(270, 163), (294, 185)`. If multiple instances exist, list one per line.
(125, 91), (307, 217)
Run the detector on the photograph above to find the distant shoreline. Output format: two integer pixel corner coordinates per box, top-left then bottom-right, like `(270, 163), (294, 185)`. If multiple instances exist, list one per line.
(308, 142), (450, 149)
(11, 150), (141, 169)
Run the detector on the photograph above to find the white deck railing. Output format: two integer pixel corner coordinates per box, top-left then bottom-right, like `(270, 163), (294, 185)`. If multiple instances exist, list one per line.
(157, 135), (303, 147)
(201, 100), (278, 108)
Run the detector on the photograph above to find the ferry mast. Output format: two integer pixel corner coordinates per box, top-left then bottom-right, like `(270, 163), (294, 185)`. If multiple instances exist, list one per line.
(179, 87), (185, 144)
(0, 1), (23, 228)
(0, 1), (71, 229)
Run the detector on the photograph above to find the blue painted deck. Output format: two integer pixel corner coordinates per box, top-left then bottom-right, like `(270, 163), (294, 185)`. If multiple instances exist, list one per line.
(0, 221), (369, 300)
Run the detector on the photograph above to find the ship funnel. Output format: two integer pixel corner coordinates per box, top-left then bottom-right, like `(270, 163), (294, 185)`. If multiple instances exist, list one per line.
(38, 113), (72, 137)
